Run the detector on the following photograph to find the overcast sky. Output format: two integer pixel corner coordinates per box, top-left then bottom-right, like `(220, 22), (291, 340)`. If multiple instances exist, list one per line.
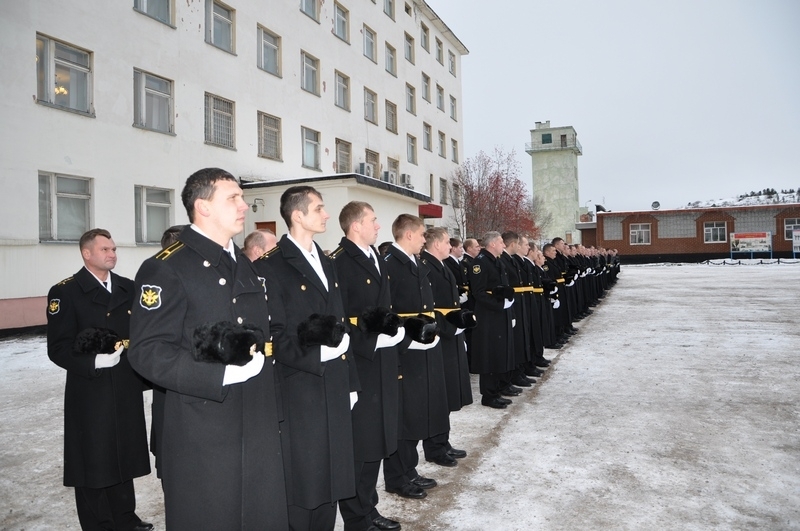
(429, 0), (800, 212)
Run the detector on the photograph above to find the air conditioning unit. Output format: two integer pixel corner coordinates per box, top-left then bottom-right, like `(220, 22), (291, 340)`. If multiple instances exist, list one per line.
(383, 170), (397, 184)
(400, 173), (413, 188)
(357, 162), (375, 178)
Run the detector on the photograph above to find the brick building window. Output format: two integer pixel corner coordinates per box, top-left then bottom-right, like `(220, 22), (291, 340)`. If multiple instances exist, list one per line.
(629, 223), (650, 245)
(784, 218), (800, 240)
(704, 221), (727, 243)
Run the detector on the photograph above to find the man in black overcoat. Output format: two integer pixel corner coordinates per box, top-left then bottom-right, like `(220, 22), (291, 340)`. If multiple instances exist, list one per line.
(254, 186), (358, 530)
(47, 228), (152, 531)
(331, 201), (405, 531)
(500, 231), (535, 390)
(129, 169), (288, 530)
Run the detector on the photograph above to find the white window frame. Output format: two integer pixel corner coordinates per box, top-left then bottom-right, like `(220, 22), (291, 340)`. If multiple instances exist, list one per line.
(435, 37), (443, 64)
(404, 32), (414, 63)
(336, 139), (352, 173)
(257, 26), (281, 76)
(384, 0), (394, 19)
(385, 100), (397, 134)
(421, 73), (430, 102)
(38, 172), (92, 242)
(423, 123), (432, 151)
(407, 134), (417, 164)
(36, 34), (93, 115)
(448, 50), (456, 76)
(302, 127), (321, 170)
(784, 218), (800, 240)
(450, 95), (457, 121)
(364, 88), (378, 124)
(703, 221), (727, 243)
(300, 0), (319, 21)
(335, 71), (350, 110)
(385, 43), (396, 76)
(440, 178), (448, 205)
(420, 23), (429, 51)
(363, 25), (377, 62)
(257, 111), (282, 160)
(334, 3), (349, 42)
(451, 139), (459, 163)
(134, 0), (172, 25)
(135, 186), (172, 244)
(204, 92), (235, 149)
(630, 223), (651, 245)
(452, 183), (461, 208)
(405, 84), (416, 114)
(436, 85), (444, 111)
(301, 51), (319, 95)
(206, 0), (235, 53)
(134, 69), (173, 134)
(438, 131), (446, 158)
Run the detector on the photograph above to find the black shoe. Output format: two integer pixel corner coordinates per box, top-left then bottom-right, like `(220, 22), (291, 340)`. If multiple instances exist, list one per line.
(386, 483), (427, 499)
(410, 476), (437, 489)
(372, 515), (402, 530)
(132, 523), (154, 531)
(511, 376), (532, 387)
(545, 344), (562, 350)
(569, 327), (578, 333)
(527, 368), (544, 377)
(447, 447), (467, 459)
(497, 397), (512, 405)
(500, 387), (521, 397)
(427, 453), (457, 467)
(534, 357), (551, 367)
(481, 396), (508, 409)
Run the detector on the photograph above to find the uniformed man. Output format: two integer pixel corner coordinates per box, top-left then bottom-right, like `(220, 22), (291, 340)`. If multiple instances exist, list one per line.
(542, 243), (571, 347)
(500, 231), (535, 390)
(382, 214), (448, 500)
(129, 168), (288, 530)
(518, 237), (549, 371)
(46, 228), (153, 531)
(253, 185), (358, 530)
(331, 201), (404, 531)
(242, 228), (278, 261)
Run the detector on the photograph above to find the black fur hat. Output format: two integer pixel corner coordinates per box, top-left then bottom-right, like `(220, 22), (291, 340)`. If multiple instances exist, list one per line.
(192, 321), (265, 366)
(403, 313), (439, 344)
(297, 314), (346, 348)
(493, 285), (515, 301)
(73, 327), (121, 355)
(445, 309), (477, 329)
(359, 306), (402, 336)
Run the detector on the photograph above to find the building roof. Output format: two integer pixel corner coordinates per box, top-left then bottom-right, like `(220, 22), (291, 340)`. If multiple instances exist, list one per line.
(241, 173), (432, 203)
(414, 0), (469, 55)
(596, 202), (800, 216)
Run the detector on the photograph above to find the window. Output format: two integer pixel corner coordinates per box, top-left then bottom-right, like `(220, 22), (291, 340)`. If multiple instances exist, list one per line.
(207, 1), (234, 53)
(703, 221), (727, 243)
(385, 101), (397, 133)
(405, 84), (416, 114)
(301, 52), (319, 95)
(452, 183), (461, 208)
(257, 26), (280, 76)
(204, 93), (235, 148)
(783, 218), (800, 240)
(451, 139), (458, 163)
(364, 88), (377, 124)
(134, 0), (171, 25)
(385, 43), (396, 76)
(335, 71), (350, 110)
(133, 70), (173, 133)
(542, 133), (552, 144)
(38, 173), (91, 241)
(302, 127), (320, 170)
(36, 35), (93, 114)
(366, 149), (379, 171)
(448, 50), (456, 76)
(336, 139), (352, 173)
(407, 134), (417, 164)
(257, 112), (281, 160)
(423, 123), (432, 151)
(449, 95), (457, 120)
(436, 85), (444, 110)
(404, 2), (411, 15)
(300, 0), (319, 21)
(435, 37), (443, 64)
(438, 131), (446, 158)
(630, 223), (651, 245)
(334, 3), (349, 41)
(420, 23), (429, 51)
(135, 186), (172, 244)
(404, 33), (414, 63)
(421, 73), (430, 101)
(387, 157), (399, 176)
(363, 25), (376, 62)
(384, 0), (394, 19)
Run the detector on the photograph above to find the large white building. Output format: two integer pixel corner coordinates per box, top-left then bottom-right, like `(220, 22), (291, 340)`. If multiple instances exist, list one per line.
(0, 0), (467, 330)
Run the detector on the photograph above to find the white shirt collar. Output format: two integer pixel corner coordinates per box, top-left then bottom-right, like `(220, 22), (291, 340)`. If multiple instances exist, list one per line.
(287, 233), (328, 290)
(87, 269), (112, 292)
(391, 242), (416, 264)
(190, 224), (236, 261)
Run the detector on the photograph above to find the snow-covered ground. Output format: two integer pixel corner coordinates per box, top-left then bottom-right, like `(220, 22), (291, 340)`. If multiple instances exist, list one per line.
(1, 263), (799, 530)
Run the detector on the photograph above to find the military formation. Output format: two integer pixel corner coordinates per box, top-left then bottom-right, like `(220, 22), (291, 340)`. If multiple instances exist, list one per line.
(45, 168), (620, 531)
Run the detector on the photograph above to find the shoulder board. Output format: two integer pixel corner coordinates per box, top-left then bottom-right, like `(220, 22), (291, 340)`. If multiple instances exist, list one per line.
(56, 276), (74, 286)
(382, 253), (392, 261)
(156, 241), (185, 261)
(259, 246), (281, 260)
(329, 246), (345, 260)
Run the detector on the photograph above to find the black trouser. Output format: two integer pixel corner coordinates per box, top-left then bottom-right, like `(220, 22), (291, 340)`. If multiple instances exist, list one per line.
(288, 502), (337, 531)
(339, 460), (382, 531)
(479, 372), (509, 398)
(74, 479), (139, 531)
(422, 431), (450, 460)
(383, 440), (420, 489)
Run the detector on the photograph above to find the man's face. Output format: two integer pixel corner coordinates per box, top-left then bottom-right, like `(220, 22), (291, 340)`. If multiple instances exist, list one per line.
(465, 243), (479, 258)
(450, 243), (464, 259)
(533, 249), (545, 266)
(407, 225), (426, 254)
(430, 233), (450, 260)
(517, 238), (528, 257)
(82, 236), (117, 273)
(486, 237), (505, 257)
(544, 247), (557, 260)
(202, 179), (249, 240)
(355, 208), (380, 246)
(296, 193), (330, 235)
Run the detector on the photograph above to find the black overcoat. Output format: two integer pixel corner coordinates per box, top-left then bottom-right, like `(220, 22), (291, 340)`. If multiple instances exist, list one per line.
(382, 246), (449, 441)
(46, 267), (150, 488)
(501, 252), (531, 366)
(467, 251), (514, 374)
(330, 237), (399, 462)
(129, 228), (288, 531)
(254, 235), (357, 509)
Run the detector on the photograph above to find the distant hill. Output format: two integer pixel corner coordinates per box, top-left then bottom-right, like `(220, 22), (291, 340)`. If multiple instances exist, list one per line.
(678, 188), (799, 209)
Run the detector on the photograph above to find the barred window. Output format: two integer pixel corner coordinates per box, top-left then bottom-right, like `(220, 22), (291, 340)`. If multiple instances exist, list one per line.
(205, 93), (235, 148)
(385, 101), (397, 133)
(258, 112), (281, 160)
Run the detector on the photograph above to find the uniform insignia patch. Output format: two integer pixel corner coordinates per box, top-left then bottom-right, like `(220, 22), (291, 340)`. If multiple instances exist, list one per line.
(140, 285), (162, 310)
(472, 265), (481, 274)
(258, 276), (267, 293)
(543, 265), (549, 271)
(48, 299), (60, 315)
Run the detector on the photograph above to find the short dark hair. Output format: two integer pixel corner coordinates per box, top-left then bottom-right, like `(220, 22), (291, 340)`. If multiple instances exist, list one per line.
(449, 237), (462, 248)
(79, 228), (112, 251)
(501, 231), (519, 246)
(339, 201), (373, 234)
(161, 225), (184, 249)
(551, 237), (564, 245)
(378, 241), (393, 256)
(280, 185), (321, 229)
(391, 214), (424, 241)
(424, 227), (449, 247)
(181, 168), (237, 222)
(543, 243), (555, 254)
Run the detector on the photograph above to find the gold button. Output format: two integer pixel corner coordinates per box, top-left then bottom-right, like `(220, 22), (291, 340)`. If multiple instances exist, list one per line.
(366, 279), (371, 284)
(341, 354), (346, 360)
(398, 375), (403, 380)
(237, 317), (243, 324)
(301, 285), (306, 291)
(219, 278), (226, 285)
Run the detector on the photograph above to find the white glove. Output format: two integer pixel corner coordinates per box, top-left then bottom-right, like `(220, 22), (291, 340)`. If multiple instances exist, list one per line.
(350, 391), (359, 410)
(455, 328), (465, 336)
(321, 333), (351, 362)
(551, 299), (561, 309)
(549, 287), (559, 295)
(574, 273), (579, 281)
(223, 352), (265, 386)
(458, 292), (469, 304)
(375, 326), (406, 350)
(408, 335), (440, 350)
(512, 319), (516, 328)
(503, 299), (514, 309)
(95, 345), (124, 369)
(566, 279), (575, 287)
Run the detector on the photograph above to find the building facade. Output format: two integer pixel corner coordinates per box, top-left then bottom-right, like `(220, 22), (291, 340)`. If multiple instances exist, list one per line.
(0, 0), (468, 330)
(526, 120), (583, 243)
